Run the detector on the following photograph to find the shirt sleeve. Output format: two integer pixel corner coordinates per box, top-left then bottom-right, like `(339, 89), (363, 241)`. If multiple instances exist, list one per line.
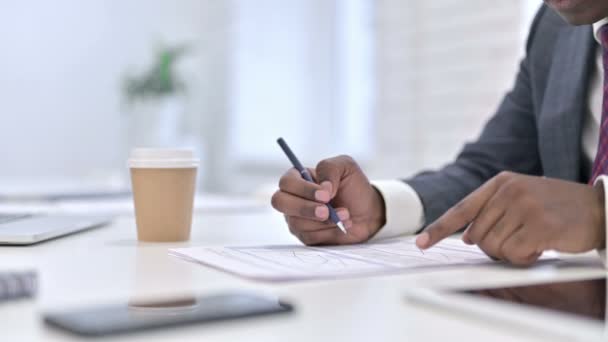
(593, 175), (608, 267)
(369, 180), (425, 240)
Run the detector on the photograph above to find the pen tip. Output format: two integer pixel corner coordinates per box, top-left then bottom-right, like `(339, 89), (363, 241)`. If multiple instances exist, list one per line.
(337, 222), (347, 234)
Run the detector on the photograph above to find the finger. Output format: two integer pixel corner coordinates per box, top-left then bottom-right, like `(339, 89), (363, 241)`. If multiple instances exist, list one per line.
(289, 219), (354, 237)
(271, 190), (330, 221)
(288, 218), (336, 233)
(307, 168), (318, 182)
(306, 168), (336, 196)
(417, 173), (508, 249)
(297, 226), (362, 246)
(478, 211), (522, 260)
(287, 209), (351, 233)
(477, 244), (500, 261)
(316, 155), (358, 198)
(279, 168), (329, 202)
(501, 226), (542, 266)
(463, 186), (511, 245)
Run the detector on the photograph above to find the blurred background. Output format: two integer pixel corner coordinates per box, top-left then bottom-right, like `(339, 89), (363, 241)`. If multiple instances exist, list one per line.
(0, 0), (542, 196)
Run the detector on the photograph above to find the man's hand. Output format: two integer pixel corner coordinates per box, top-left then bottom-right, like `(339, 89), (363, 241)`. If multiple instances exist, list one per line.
(415, 172), (606, 266)
(271, 155), (386, 245)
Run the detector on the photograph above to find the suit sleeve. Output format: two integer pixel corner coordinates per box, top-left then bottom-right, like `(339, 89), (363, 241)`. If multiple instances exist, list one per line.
(404, 6), (547, 227)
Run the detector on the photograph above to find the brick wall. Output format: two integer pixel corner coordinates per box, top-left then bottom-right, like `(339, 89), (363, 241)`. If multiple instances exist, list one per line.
(369, 0), (535, 179)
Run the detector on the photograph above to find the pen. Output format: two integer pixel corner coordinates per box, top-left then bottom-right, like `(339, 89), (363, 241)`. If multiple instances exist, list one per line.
(276, 137), (347, 234)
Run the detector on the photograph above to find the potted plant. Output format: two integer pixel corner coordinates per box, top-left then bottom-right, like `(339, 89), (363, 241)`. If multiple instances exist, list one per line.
(122, 44), (190, 148)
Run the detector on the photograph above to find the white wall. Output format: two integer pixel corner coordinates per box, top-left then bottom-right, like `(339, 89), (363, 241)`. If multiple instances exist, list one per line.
(370, 0), (538, 179)
(0, 0), (544, 194)
(0, 0), (372, 193)
(0, 1), (212, 183)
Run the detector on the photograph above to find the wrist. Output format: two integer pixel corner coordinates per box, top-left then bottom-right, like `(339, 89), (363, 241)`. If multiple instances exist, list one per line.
(369, 186), (387, 234)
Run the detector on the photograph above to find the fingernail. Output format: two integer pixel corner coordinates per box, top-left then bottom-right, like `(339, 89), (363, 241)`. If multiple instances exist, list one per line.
(337, 210), (349, 221)
(344, 220), (353, 229)
(315, 206), (328, 219)
(416, 232), (430, 248)
(321, 181), (333, 193)
(315, 190), (330, 202)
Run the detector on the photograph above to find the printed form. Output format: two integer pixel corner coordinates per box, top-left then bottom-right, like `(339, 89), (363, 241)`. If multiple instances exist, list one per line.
(169, 237), (546, 281)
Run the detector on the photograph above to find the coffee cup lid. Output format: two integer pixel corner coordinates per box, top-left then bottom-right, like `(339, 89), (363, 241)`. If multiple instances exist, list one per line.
(128, 148), (199, 168)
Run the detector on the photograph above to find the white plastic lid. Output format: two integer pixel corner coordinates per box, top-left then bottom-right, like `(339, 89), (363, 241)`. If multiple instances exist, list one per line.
(128, 148), (199, 168)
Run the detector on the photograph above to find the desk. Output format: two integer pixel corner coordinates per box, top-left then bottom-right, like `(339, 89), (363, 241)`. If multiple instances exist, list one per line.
(0, 207), (606, 341)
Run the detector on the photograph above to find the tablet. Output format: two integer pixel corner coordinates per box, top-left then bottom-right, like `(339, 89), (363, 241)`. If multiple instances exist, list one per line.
(459, 277), (606, 322)
(405, 277), (606, 340)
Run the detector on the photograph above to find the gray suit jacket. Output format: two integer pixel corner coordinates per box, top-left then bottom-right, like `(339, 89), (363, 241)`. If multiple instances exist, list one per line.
(406, 5), (597, 227)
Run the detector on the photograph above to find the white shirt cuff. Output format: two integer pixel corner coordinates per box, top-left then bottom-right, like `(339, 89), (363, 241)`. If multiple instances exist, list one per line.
(593, 175), (608, 267)
(369, 180), (425, 240)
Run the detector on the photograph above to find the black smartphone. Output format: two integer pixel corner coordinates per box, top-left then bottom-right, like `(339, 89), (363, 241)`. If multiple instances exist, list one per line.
(44, 292), (293, 337)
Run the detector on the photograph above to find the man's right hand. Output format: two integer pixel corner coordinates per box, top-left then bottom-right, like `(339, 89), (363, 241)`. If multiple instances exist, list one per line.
(271, 155), (386, 245)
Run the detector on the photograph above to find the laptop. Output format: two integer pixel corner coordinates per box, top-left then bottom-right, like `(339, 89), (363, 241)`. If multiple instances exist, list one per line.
(0, 213), (112, 245)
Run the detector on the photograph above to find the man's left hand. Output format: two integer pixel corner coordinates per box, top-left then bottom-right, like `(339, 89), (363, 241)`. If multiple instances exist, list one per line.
(415, 172), (606, 266)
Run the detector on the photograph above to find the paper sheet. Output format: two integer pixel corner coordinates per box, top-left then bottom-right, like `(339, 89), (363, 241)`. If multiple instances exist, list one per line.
(169, 237), (543, 281)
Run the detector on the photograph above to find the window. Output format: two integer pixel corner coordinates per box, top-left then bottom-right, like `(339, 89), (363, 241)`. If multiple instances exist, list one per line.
(229, 0), (374, 168)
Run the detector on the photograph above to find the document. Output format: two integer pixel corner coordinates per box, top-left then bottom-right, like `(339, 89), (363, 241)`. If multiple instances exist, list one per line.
(169, 237), (549, 281)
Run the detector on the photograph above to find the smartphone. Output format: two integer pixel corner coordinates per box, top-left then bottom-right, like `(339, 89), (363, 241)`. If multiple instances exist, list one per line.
(44, 292), (293, 337)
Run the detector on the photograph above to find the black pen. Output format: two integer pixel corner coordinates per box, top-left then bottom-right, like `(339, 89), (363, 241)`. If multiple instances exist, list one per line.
(277, 137), (347, 234)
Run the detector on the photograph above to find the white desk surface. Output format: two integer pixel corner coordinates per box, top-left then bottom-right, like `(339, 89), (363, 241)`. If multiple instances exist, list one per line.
(0, 207), (606, 341)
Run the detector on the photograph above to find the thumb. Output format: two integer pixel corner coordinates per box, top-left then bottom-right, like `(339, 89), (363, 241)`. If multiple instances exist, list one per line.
(315, 156), (354, 199)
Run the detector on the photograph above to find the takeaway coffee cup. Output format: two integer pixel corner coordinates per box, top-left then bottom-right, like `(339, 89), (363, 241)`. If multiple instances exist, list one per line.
(129, 148), (199, 242)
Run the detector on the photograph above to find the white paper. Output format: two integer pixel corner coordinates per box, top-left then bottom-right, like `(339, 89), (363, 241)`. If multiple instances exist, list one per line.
(169, 237), (548, 281)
